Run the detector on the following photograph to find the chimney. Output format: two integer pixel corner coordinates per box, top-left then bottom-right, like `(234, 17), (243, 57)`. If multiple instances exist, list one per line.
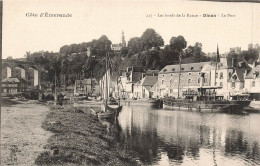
(253, 61), (257, 68)
(6, 66), (11, 78)
(232, 58), (238, 67)
(142, 73), (146, 79)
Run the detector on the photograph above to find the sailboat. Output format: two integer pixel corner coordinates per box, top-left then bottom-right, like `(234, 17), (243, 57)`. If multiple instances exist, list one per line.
(96, 53), (122, 119)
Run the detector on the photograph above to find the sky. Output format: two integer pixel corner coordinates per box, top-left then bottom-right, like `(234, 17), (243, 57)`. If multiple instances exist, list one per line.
(2, 0), (260, 59)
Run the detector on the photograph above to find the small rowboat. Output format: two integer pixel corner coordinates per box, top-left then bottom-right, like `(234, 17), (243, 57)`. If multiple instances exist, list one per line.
(97, 111), (115, 119)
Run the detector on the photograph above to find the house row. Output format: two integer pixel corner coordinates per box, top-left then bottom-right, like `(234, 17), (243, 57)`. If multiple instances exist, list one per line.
(74, 78), (100, 96)
(1, 61), (40, 94)
(115, 55), (260, 100)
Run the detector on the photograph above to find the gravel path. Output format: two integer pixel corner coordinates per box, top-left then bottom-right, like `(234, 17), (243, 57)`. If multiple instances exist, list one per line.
(1, 103), (52, 165)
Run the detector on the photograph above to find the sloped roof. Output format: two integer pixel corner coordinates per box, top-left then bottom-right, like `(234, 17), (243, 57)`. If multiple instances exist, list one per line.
(245, 65), (260, 79)
(76, 79), (98, 85)
(146, 70), (159, 76)
(134, 76), (158, 87)
(2, 77), (26, 83)
(228, 68), (246, 82)
(143, 76), (158, 86)
(159, 62), (210, 74)
(201, 63), (216, 72)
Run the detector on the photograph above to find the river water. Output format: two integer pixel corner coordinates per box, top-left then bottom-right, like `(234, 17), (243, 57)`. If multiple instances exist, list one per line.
(76, 101), (260, 166)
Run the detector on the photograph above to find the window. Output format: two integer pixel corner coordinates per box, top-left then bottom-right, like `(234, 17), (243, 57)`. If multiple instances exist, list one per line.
(162, 75), (164, 77)
(181, 68), (184, 71)
(215, 73), (218, 78)
(232, 82), (235, 88)
(220, 72), (223, 79)
(198, 78), (200, 83)
(172, 68), (175, 71)
(204, 78), (207, 83)
(179, 73), (182, 76)
(170, 79), (173, 84)
(162, 80), (164, 85)
(188, 79), (191, 84)
(163, 69), (167, 72)
(170, 89), (173, 93)
(191, 67), (194, 71)
(171, 74), (173, 76)
(188, 73), (191, 76)
(220, 82), (223, 87)
(252, 81), (255, 87)
(229, 72), (232, 79)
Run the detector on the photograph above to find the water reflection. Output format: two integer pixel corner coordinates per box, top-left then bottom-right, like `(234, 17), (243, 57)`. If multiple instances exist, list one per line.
(117, 105), (260, 166)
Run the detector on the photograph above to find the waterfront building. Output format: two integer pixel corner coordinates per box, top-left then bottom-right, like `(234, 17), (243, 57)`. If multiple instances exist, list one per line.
(119, 67), (144, 98)
(210, 56), (251, 98)
(158, 62), (211, 98)
(133, 76), (158, 98)
(1, 61), (41, 94)
(244, 61), (260, 100)
(74, 78), (100, 96)
(2, 77), (27, 94)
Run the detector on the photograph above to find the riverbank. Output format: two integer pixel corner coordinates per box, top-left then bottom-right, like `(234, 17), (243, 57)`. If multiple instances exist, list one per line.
(1, 100), (52, 165)
(35, 105), (138, 165)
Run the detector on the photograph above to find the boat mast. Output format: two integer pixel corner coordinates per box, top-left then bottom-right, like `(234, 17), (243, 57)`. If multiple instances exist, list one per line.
(214, 45), (219, 100)
(214, 45), (219, 86)
(177, 52), (182, 98)
(54, 72), (57, 105)
(105, 52), (108, 111)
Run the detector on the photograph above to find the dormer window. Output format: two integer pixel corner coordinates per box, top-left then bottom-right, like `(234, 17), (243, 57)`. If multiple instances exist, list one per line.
(163, 69), (167, 72)
(232, 75), (237, 80)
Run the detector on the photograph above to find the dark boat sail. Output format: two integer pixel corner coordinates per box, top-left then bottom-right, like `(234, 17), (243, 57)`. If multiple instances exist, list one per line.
(96, 53), (122, 119)
(163, 46), (251, 113)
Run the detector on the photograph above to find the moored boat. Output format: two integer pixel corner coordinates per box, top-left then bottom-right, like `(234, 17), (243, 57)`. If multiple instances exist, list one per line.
(163, 87), (251, 113)
(94, 52), (123, 119)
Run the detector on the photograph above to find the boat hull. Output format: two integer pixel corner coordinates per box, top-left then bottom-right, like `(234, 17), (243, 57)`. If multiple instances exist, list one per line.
(97, 112), (115, 119)
(163, 99), (251, 113)
(95, 105), (123, 119)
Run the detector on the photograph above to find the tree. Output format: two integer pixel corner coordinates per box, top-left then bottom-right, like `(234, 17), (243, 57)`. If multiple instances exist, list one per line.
(169, 36), (187, 53)
(141, 28), (164, 50)
(119, 47), (128, 57)
(239, 48), (259, 64)
(7, 56), (13, 60)
(128, 37), (143, 54)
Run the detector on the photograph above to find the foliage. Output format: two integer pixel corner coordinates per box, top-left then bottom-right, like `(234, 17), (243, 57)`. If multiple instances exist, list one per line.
(169, 36), (187, 53)
(127, 37), (143, 56)
(182, 42), (211, 63)
(140, 28), (164, 50)
(239, 48), (259, 64)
